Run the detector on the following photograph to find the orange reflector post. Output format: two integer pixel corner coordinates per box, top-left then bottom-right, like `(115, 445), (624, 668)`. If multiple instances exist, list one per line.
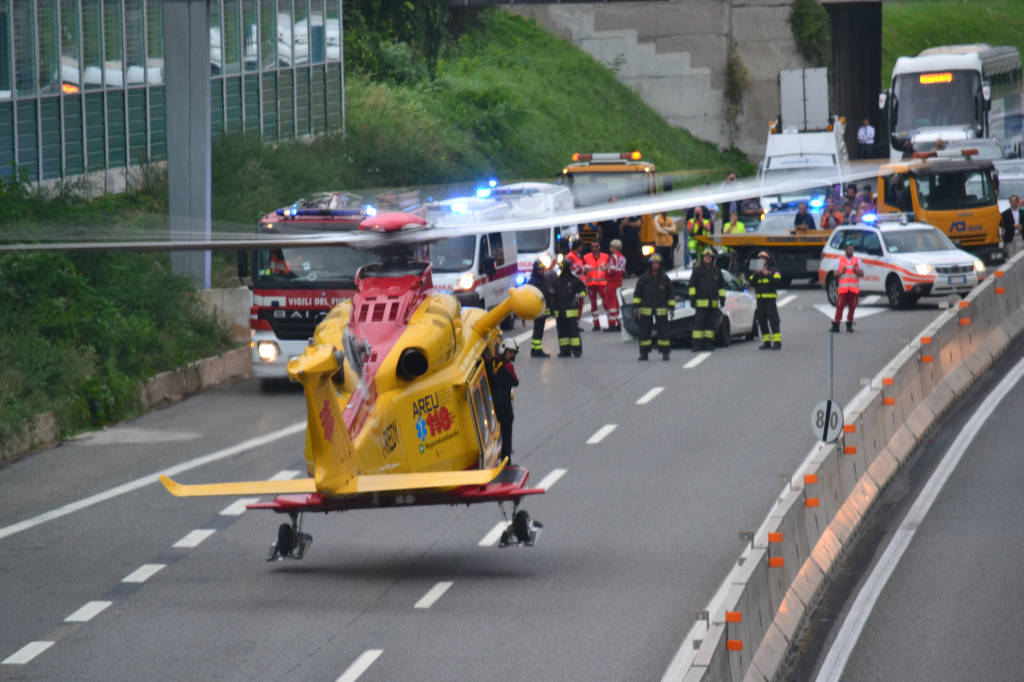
(922, 354), (933, 363)
(725, 611), (742, 623)
(805, 497), (820, 508)
(844, 446), (857, 455)
(995, 286), (1005, 295)
(843, 424), (856, 433)
(769, 557), (785, 568)
(726, 640), (743, 651)
(994, 270), (1005, 278)
(960, 318), (971, 326)
(804, 473), (818, 485)
(920, 336), (932, 345)
(883, 397), (895, 406)
(958, 300), (969, 309)
(882, 377), (894, 386)
(768, 532), (783, 544)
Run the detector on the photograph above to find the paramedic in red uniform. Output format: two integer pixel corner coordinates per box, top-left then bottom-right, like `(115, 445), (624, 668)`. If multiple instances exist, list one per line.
(831, 241), (864, 332)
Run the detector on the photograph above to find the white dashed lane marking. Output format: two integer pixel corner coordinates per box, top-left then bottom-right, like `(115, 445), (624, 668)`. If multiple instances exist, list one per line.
(172, 529), (216, 549)
(586, 424), (617, 444)
(684, 353), (711, 369)
(414, 582), (454, 609)
(2, 641), (54, 665)
(479, 522), (507, 547)
(777, 294), (798, 308)
(64, 600), (112, 623)
(336, 649), (383, 682)
(535, 468), (567, 490)
(122, 564), (165, 583)
(220, 498), (260, 516)
(636, 387), (664, 405)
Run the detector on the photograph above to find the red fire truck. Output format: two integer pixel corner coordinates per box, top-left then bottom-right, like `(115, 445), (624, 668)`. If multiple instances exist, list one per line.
(241, 191), (419, 388)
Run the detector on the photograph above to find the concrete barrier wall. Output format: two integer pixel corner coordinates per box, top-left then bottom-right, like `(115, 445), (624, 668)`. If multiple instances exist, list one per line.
(675, 252), (1024, 681)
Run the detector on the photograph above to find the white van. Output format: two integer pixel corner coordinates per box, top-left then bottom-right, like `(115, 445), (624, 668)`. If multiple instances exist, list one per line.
(490, 182), (575, 277)
(426, 197), (520, 311)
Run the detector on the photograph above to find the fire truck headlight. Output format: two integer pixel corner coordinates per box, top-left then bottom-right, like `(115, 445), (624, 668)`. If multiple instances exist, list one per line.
(456, 272), (475, 291)
(256, 341), (280, 363)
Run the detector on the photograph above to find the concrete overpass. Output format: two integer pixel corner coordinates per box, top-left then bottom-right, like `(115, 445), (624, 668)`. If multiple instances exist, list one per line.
(464, 0), (881, 160)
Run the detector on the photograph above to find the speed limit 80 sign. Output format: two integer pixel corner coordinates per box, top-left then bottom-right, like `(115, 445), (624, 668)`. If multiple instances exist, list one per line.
(811, 399), (844, 443)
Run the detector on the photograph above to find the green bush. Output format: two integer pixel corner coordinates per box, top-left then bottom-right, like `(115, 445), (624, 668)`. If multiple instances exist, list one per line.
(790, 0), (831, 68)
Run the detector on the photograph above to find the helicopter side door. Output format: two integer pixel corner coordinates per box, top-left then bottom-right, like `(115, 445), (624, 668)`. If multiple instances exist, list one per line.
(467, 366), (502, 469)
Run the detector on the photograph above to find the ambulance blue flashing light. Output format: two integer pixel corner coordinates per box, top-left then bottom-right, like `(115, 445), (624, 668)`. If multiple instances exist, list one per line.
(514, 273), (528, 286)
(862, 213), (877, 223)
(364, 205), (378, 217)
(476, 188), (492, 198)
(809, 198), (824, 209)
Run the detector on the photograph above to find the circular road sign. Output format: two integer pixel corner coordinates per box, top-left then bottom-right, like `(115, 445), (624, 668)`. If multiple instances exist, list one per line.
(811, 399), (844, 443)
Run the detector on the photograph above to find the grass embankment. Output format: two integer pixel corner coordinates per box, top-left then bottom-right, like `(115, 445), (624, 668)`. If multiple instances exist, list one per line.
(882, 1), (1024, 82)
(0, 9), (752, 444)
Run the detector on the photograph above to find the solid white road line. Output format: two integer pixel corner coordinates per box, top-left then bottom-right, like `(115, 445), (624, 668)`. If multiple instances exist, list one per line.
(414, 581), (454, 609)
(172, 529), (216, 549)
(219, 498), (260, 516)
(2, 641), (54, 665)
(535, 468), (567, 491)
(586, 424), (617, 444)
(813, 303), (886, 320)
(122, 563), (165, 583)
(478, 522), (507, 547)
(862, 295), (880, 305)
(336, 649), (383, 682)
(270, 469), (301, 480)
(636, 387), (664, 405)
(815, 357), (1024, 682)
(683, 353), (711, 369)
(777, 294), (798, 308)
(0, 421), (307, 542)
(65, 600), (112, 623)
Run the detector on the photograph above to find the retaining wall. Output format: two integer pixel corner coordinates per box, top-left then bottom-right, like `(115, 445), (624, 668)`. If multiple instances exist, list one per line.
(672, 252), (1024, 681)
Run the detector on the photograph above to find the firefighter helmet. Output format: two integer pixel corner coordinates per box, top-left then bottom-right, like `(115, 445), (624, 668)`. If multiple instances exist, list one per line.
(501, 338), (520, 354)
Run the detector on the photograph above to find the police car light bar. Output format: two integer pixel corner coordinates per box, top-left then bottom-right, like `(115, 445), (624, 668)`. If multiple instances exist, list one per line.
(276, 207), (364, 218)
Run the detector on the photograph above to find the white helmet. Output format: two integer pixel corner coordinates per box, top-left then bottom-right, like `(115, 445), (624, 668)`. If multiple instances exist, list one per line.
(501, 338), (519, 353)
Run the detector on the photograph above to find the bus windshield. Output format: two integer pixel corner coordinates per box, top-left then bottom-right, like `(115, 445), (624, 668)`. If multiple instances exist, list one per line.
(915, 169), (996, 210)
(430, 236), (477, 273)
(515, 228), (551, 252)
(892, 70), (982, 132)
(568, 172), (653, 206)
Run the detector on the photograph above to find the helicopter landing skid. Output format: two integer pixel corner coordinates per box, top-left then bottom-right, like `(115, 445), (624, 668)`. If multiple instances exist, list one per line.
(267, 512), (313, 561)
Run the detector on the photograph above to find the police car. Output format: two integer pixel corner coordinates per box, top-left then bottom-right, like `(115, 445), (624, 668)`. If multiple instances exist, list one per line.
(617, 267), (756, 346)
(818, 213), (984, 309)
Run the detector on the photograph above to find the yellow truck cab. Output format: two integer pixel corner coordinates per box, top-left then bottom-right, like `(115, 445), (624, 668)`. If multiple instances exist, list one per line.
(875, 153), (1003, 265)
(557, 152), (658, 249)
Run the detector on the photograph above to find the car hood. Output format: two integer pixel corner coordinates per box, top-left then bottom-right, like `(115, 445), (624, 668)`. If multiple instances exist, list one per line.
(887, 249), (977, 267)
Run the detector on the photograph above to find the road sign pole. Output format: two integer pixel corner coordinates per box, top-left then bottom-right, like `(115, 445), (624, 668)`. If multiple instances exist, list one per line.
(828, 330), (835, 401)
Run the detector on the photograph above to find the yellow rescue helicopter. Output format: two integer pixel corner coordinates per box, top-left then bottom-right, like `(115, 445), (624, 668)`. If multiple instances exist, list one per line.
(1, 165), (882, 560)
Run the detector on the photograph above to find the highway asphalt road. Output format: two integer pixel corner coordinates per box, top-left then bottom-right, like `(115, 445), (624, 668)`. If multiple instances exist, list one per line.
(783, 331), (1024, 682)
(0, 284), (962, 681)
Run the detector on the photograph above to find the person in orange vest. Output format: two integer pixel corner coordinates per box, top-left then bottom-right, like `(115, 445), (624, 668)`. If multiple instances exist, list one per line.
(831, 241), (864, 332)
(604, 239), (627, 331)
(566, 239), (587, 318)
(582, 240), (609, 330)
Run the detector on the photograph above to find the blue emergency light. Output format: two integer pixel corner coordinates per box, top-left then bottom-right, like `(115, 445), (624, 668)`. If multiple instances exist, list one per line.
(809, 198), (824, 209)
(862, 213), (877, 223)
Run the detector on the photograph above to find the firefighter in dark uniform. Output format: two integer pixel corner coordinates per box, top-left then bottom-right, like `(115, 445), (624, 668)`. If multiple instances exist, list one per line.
(688, 248), (725, 351)
(632, 253), (675, 361)
(552, 258), (585, 357)
(751, 250), (782, 350)
(490, 338), (520, 463)
(527, 260), (553, 357)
